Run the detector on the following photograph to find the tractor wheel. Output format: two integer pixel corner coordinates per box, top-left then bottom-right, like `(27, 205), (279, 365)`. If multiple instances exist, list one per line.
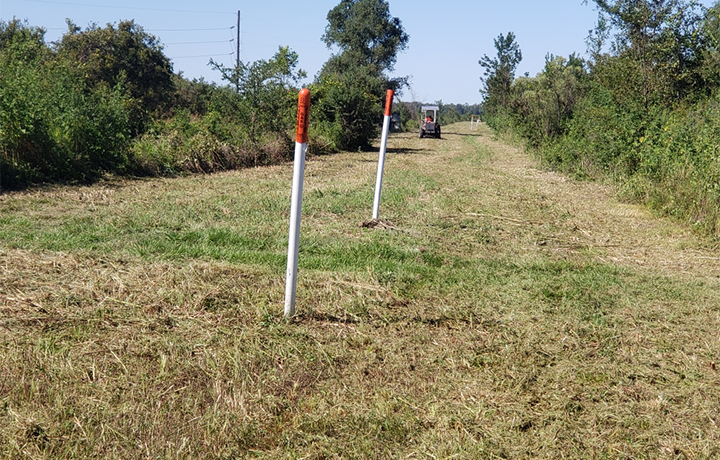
(436, 127), (441, 139)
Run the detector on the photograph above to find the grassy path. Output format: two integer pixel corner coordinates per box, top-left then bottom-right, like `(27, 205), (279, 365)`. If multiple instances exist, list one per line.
(1, 122), (720, 458)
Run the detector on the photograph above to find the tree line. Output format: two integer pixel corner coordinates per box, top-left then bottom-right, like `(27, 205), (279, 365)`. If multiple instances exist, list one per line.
(480, 0), (720, 237)
(0, 0), (413, 190)
(393, 101), (482, 133)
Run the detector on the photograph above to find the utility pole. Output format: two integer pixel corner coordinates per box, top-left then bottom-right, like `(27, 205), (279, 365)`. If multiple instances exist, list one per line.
(236, 10), (241, 68)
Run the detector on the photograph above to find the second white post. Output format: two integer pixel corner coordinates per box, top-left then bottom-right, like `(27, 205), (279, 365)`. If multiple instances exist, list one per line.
(372, 89), (395, 220)
(284, 88), (311, 318)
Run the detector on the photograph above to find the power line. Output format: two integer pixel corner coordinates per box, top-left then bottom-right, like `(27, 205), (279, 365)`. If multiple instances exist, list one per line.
(170, 52), (233, 59)
(165, 39), (233, 45)
(25, 0), (235, 15)
(46, 26), (233, 33)
(243, 30), (319, 45)
(237, 12), (316, 36)
(153, 27), (233, 32)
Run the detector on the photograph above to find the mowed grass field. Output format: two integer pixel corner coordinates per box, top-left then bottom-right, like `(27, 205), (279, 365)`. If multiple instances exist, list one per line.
(2, 122), (720, 458)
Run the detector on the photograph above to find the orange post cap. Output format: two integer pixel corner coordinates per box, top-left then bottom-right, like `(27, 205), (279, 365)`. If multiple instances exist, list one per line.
(296, 88), (311, 144)
(384, 89), (394, 116)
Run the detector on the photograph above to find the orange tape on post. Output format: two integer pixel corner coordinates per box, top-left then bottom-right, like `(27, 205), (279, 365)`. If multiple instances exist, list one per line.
(296, 88), (311, 144)
(384, 89), (394, 117)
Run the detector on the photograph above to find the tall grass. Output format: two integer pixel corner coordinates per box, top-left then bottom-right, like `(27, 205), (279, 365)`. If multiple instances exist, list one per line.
(541, 91), (720, 237)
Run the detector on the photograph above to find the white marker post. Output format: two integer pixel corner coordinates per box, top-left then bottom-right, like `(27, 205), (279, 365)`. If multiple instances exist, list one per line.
(470, 114), (475, 130)
(284, 88), (310, 318)
(372, 89), (395, 220)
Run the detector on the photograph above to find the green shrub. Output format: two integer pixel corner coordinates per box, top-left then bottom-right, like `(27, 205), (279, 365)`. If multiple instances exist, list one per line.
(0, 21), (130, 189)
(311, 68), (385, 152)
(130, 110), (295, 176)
(536, 85), (720, 237)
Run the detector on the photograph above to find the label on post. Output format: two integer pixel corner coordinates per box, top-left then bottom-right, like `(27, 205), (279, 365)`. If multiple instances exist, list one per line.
(296, 88), (310, 144)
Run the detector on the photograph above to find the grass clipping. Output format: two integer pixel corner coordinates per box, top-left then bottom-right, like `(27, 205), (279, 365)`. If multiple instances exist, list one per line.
(2, 123), (720, 458)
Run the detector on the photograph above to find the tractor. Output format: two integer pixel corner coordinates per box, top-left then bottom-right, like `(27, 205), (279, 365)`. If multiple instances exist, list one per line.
(419, 105), (441, 139)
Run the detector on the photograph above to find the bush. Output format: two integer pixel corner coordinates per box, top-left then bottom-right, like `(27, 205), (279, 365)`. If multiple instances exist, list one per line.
(130, 110), (295, 176)
(0, 21), (130, 189)
(535, 82), (720, 236)
(623, 97), (720, 236)
(55, 20), (174, 135)
(311, 66), (385, 152)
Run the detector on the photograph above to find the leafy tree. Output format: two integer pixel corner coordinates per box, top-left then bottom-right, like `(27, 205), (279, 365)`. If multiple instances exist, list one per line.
(171, 74), (217, 116)
(210, 46), (306, 144)
(322, 0), (409, 72)
(479, 32), (522, 128)
(0, 20), (130, 189)
(55, 20), (174, 133)
(312, 64), (388, 151)
(474, 0), (720, 237)
(509, 54), (588, 147)
(691, 2), (720, 93)
(0, 19), (46, 54)
(585, 0), (706, 107)
(315, 0), (409, 151)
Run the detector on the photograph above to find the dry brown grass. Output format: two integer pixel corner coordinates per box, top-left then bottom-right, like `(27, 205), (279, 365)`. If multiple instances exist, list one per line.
(2, 122), (720, 458)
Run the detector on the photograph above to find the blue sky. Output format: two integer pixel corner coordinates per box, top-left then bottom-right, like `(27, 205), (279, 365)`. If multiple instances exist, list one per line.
(1, 0), (716, 104)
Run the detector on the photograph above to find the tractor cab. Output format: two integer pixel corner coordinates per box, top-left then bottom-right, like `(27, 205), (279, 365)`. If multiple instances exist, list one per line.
(419, 105), (441, 138)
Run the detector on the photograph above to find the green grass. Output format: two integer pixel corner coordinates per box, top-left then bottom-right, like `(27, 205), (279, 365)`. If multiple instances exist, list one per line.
(2, 123), (720, 458)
